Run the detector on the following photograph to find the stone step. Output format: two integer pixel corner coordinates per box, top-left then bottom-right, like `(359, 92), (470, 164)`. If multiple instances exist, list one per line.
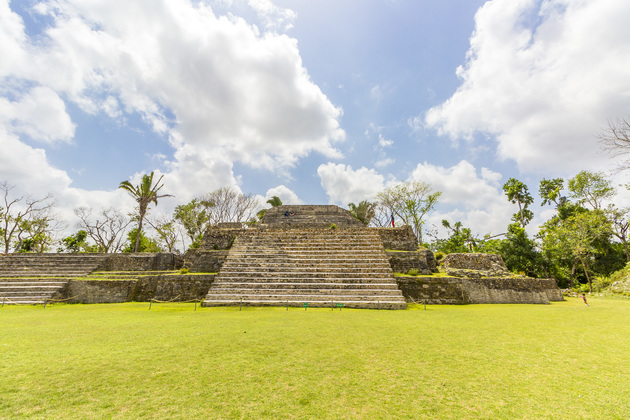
(204, 293), (404, 301)
(1, 299), (47, 305)
(202, 299), (406, 310)
(237, 240), (383, 246)
(0, 291), (62, 297)
(212, 282), (400, 289)
(226, 252), (387, 263)
(0, 272), (88, 277)
(218, 267), (392, 273)
(208, 288), (402, 296)
(0, 278), (69, 283)
(220, 263), (391, 269)
(0, 285), (65, 290)
(214, 276), (395, 283)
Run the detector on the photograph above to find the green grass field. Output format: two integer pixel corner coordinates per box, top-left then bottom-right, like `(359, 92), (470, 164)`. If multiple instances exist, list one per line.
(1, 297), (629, 419)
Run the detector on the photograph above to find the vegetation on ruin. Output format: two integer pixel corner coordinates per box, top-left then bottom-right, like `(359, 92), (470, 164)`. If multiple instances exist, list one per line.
(1, 298), (628, 419)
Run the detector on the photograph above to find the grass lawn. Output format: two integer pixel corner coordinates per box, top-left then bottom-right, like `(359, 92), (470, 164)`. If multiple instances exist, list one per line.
(1, 297), (629, 419)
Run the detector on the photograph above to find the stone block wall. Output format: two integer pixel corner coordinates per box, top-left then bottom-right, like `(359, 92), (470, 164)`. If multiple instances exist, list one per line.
(183, 250), (228, 272)
(442, 253), (507, 272)
(396, 276), (563, 305)
(260, 205), (363, 227)
(537, 278), (564, 301)
(128, 275), (216, 301)
(461, 278), (550, 304)
(66, 274), (216, 304)
(386, 250), (436, 274)
(94, 253), (183, 272)
(67, 280), (136, 304)
(396, 277), (465, 304)
(201, 228), (243, 250)
(374, 226), (417, 251)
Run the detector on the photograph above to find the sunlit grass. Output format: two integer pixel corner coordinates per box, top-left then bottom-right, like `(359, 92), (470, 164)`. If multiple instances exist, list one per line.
(1, 297), (629, 419)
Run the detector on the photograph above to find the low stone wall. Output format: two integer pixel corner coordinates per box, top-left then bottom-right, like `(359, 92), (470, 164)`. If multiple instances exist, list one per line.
(462, 278), (550, 304)
(183, 250), (228, 272)
(537, 278), (564, 301)
(66, 280), (136, 304)
(95, 253), (183, 272)
(396, 276), (563, 304)
(387, 251), (435, 274)
(201, 228), (243, 250)
(375, 226), (417, 251)
(66, 275), (215, 304)
(396, 277), (465, 304)
(442, 253), (508, 277)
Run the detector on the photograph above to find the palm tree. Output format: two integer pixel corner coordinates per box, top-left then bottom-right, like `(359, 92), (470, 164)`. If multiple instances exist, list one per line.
(266, 196), (283, 207)
(348, 201), (376, 226)
(119, 172), (172, 253)
(257, 196), (283, 221)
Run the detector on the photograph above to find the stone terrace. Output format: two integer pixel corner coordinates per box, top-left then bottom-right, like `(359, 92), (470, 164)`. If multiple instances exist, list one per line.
(0, 254), (109, 305)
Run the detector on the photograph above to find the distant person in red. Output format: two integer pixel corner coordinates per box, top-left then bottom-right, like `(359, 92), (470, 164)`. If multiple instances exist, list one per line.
(581, 293), (589, 307)
(391, 214), (395, 227)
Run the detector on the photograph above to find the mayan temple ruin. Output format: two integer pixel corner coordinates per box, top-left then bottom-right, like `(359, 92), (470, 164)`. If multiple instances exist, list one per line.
(200, 205), (409, 309)
(0, 205), (563, 307)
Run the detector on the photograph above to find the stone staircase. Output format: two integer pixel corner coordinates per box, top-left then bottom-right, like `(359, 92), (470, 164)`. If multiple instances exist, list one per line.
(0, 254), (109, 305)
(203, 228), (407, 309)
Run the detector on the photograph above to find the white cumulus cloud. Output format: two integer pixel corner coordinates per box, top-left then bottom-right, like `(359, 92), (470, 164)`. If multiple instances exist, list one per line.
(0, 0), (344, 225)
(265, 185), (303, 205)
(411, 160), (513, 237)
(423, 0), (630, 175)
(317, 163), (385, 205)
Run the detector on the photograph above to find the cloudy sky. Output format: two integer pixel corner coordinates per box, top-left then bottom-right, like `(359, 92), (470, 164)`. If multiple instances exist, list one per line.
(2, 0), (630, 241)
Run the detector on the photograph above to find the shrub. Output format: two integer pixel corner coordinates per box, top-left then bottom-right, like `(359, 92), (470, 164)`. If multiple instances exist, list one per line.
(434, 252), (446, 261)
(330, 223), (337, 230)
(407, 269), (420, 276)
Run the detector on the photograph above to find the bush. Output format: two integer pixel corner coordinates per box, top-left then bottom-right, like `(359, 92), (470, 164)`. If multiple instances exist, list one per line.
(434, 252), (446, 261)
(593, 275), (614, 292)
(407, 269), (420, 276)
(330, 223), (337, 230)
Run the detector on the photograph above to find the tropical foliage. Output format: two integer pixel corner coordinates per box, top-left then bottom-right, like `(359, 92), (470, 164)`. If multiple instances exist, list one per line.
(118, 172), (172, 253)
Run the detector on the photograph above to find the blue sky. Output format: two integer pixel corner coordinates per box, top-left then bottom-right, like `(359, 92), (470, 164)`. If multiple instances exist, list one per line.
(2, 0), (630, 244)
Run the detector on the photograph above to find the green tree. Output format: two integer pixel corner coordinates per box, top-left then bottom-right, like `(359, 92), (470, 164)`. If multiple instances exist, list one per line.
(607, 206), (630, 261)
(539, 178), (565, 208)
(347, 201), (376, 226)
(147, 217), (179, 253)
(1, 182), (55, 253)
(542, 210), (612, 292)
(173, 198), (213, 248)
(59, 230), (91, 253)
(119, 172), (172, 253)
(503, 178), (534, 228)
(567, 170), (614, 210)
(432, 220), (478, 254)
(377, 181), (441, 244)
(266, 196), (283, 207)
(122, 228), (162, 253)
(498, 224), (542, 277)
(257, 196), (283, 221)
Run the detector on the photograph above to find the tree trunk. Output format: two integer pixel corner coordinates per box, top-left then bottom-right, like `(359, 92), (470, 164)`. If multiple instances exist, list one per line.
(134, 215), (144, 253)
(570, 261), (577, 288)
(577, 254), (592, 294)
